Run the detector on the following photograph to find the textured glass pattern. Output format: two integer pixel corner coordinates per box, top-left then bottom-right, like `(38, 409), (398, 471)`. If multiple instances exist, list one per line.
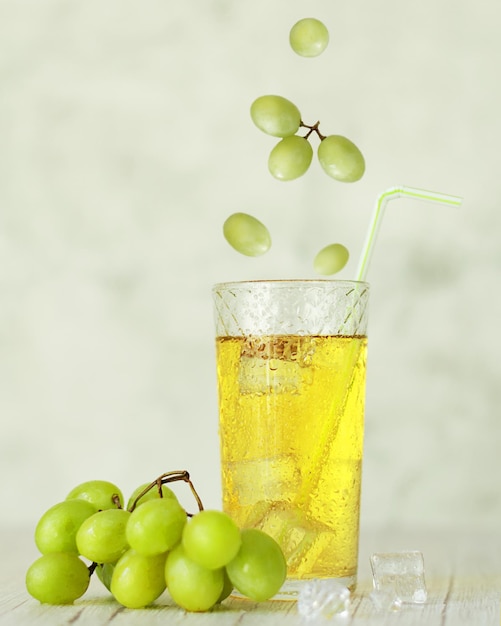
(213, 280), (369, 337)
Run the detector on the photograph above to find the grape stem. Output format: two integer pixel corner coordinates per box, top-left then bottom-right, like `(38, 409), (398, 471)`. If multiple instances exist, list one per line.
(300, 120), (326, 141)
(128, 470), (205, 515)
(88, 470), (205, 580)
(111, 493), (122, 509)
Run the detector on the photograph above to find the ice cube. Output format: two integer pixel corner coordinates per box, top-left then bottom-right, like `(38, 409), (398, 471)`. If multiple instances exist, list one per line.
(370, 551), (427, 605)
(297, 579), (350, 620)
(369, 589), (403, 612)
(244, 501), (335, 576)
(228, 456), (301, 505)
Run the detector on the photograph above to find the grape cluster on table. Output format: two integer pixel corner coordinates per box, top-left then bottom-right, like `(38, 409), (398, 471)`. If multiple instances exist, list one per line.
(26, 476), (287, 612)
(224, 17), (365, 277)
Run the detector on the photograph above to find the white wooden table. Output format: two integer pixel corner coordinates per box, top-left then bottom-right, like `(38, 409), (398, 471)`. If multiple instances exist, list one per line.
(1, 525), (500, 625)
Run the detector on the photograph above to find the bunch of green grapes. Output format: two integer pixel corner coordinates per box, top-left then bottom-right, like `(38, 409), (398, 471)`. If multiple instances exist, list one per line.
(223, 18), (363, 276)
(250, 94), (365, 185)
(25, 472), (286, 611)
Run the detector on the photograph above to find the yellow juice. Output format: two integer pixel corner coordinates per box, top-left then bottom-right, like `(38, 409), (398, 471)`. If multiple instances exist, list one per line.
(216, 334), (367, 582)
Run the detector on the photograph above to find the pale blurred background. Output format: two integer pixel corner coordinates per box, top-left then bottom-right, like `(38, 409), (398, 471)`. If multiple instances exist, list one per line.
(1, 0), (499, 532)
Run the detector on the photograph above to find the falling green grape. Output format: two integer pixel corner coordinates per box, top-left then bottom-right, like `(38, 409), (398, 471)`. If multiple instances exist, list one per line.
(313, 243), (350, 275)
(110, 549), (167, 609)
(26, 552), (90, 605)
(165, 543), (224, 612)
(182, 510), (241, 570)
(66, 480), (124, 511)
(250, 95), (301, 138)
(34, 499), (97, 555)
(268, 135), (313, 181)
(226, 529), (286, 601)
(76, 509), (130, 563)
(317, 135), (365, 182)
(289, 18), (329, 57)
(223, 212), (271, 257)
(126, 497), (187, 557)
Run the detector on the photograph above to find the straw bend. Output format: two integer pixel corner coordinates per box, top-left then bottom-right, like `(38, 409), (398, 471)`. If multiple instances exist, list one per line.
(355, 185), (463, 282)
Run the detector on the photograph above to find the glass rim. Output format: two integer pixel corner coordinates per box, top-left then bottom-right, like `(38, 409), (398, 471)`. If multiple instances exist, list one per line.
(212, 278), (369, 291)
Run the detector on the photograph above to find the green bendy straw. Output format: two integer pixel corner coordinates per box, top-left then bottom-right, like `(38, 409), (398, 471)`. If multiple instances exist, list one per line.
(355, 185), (463, 282)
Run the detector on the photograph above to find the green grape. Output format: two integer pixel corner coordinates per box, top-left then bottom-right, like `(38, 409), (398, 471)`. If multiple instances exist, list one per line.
(110, 549), (167, 609)
(226, 529), (286, 601)
(34, 499), (97, 554)
(313, 243), (350, 275)
(165, 543), (224, 612)
(217, 568), (233, 603)
(223, 212), (271, 257)
(268, 135), (313, 181)
(250, 95), (301, 138)
(76, 509), (130, 563)
(95, 562), (115, 592)
(126, 482), (178, 511)
(289, 18), (329, 57)
(26, 552), (90, 605)
(126, 497), (186, 557)
(66, 480), (124, 510)
(182, 510), (241, 570)
(95, 564), (110, 590)
(317, 135), (365, 182)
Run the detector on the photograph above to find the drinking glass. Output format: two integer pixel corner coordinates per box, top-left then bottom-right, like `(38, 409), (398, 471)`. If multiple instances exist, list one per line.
(213, 280), (369, 597)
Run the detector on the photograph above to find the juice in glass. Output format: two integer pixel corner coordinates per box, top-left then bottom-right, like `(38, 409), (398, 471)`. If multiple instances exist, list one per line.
(213, 280), (369, 595)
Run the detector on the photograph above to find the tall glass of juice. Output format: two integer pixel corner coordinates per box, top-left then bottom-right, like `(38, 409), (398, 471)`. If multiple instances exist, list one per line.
(213, 280), (369, 597)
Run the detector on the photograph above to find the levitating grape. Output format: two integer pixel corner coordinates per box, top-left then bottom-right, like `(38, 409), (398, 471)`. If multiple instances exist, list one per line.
(223, 212), (271, 257)
(317, 135), (365, 182)
(268, 135), (313, 181)
(313, 243), (349, 275)
(289, 18), (329, 57)
(250, 95), (301, 138)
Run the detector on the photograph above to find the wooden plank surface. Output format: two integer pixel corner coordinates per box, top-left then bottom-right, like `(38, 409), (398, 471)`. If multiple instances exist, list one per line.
(1, 526), (500, 625)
